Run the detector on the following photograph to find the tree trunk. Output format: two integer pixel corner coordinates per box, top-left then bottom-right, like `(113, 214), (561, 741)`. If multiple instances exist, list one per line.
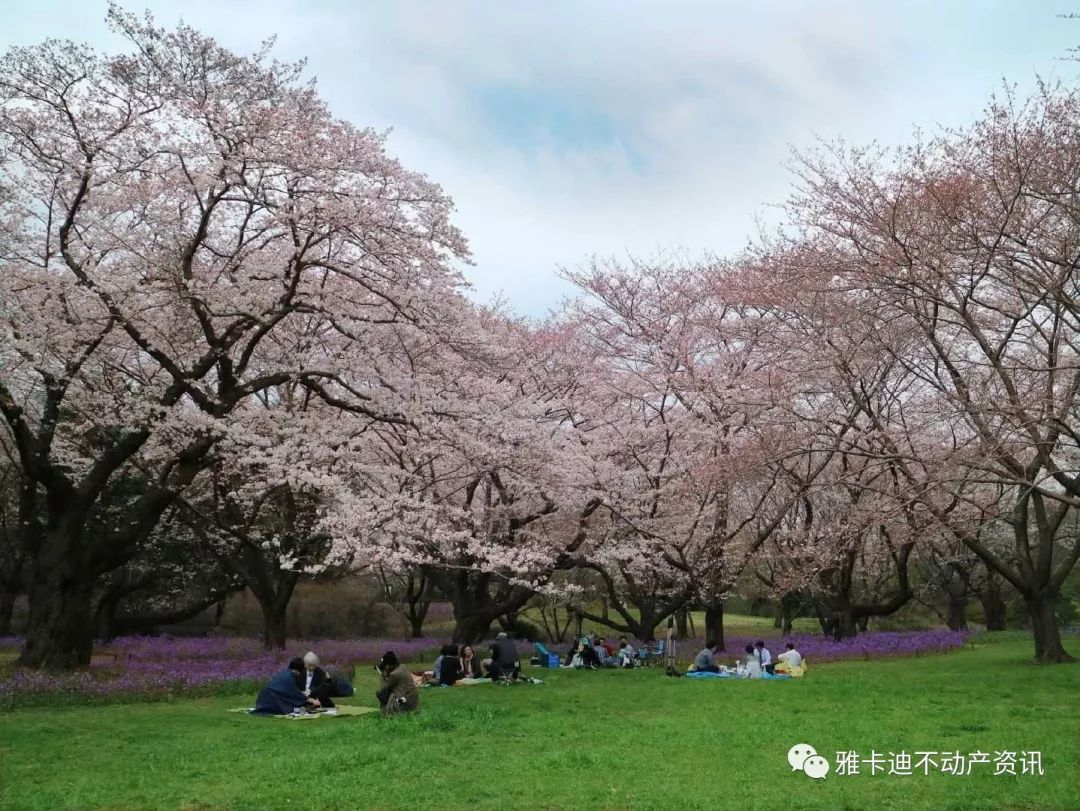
(980, 588), (1007, 631)
(704, 602), (725, 651)
(779, 592), (800, 635)
(637, 603), (658, 642)
(452, 614), (494, 645)
(95, 594), (120, 642)
(856, 615), (869, 633)
(404, 593), (430, 638)
(260, 599), (288, 650)
(832, 608), (858, 641)
(946, 595), (968, 631)
(18, 527), (95, 669)
(408, 614), (425, 638)
(675, 608), (689, 639)
(0, 588), (15, 636)
(1026, 593), (1073, 664)
(499, 611), (520, 633)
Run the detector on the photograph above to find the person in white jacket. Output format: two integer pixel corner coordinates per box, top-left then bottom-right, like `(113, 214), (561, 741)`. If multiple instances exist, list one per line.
(777, 642), (803, 669)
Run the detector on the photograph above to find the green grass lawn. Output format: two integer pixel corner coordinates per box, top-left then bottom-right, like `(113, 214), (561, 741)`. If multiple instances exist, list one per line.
(0, 634), (1077, 811)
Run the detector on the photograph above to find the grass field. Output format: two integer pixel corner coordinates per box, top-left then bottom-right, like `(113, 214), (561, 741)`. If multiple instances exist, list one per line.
(0, 633), (1077, 811)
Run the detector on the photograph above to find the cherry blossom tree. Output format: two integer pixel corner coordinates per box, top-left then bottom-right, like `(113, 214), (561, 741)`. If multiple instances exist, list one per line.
(319, 309), (606, 643)
(0, 457), (25, 634)
(0, 6), (468, 668)
(785, 85), (1080, 661)
(563, 256), (859, 648)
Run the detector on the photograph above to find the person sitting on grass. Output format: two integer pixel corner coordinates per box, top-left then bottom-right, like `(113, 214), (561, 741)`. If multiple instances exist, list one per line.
(254, 657), (321, 715)
(693, 640), (721, 673)
(617, 636), (636, 668)
(579, 639), (600, 668)
(743, 644), (762, 678)
(459, 644), (482, 678)
(301, 651), (335, 708)
(593, 637), (615, 667)
(565, 639), (585, 668)
(376, 651), (419, 715)
(438, 644), (463, 686)
(487, 632), (521, 681)
(755, 640), (774, 675)
(775, 642), (805, 676)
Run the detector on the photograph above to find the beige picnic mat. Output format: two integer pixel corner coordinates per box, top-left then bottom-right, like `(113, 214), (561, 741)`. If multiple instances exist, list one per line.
(229, 704), (379, 718)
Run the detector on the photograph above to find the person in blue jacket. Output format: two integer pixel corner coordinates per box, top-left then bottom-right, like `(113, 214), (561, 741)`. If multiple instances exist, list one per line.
(254, 657), (321, 715)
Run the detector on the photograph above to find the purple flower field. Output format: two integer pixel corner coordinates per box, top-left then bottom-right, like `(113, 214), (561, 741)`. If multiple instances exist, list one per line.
(0, 635), (450, 707)
(0, 630), (969, 707)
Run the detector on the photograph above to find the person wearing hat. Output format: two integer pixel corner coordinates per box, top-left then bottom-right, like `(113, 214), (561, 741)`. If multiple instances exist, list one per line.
(375, 651), (419, 715)
(253, 657), (322, 715)
(301, 651), (335, 708)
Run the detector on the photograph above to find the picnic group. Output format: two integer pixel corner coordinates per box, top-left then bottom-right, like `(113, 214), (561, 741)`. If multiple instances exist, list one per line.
(688, 639), (807, 678)
(252, 631), (529, 717)
(251, 633), (807, 717)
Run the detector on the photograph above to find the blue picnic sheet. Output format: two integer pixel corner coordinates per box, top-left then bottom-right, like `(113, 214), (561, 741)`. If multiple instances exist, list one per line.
(685, 671), (791, 680)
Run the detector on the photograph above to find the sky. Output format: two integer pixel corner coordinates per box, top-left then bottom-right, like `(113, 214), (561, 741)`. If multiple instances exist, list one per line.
(1, 1), (1078, 317)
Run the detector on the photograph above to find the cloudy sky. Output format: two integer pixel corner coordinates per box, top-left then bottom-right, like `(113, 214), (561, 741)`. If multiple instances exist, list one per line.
(2, 1), (1077, 316)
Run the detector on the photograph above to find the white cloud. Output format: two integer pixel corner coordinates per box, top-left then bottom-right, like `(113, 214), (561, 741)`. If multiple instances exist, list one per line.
(2, 0), (1077, 315)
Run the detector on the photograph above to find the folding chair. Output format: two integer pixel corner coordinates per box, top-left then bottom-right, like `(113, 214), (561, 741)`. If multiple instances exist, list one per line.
(644, 639), (665, 667)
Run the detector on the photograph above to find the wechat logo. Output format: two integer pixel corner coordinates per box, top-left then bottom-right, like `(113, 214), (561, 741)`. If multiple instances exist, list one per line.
(788, 743), (830, 780)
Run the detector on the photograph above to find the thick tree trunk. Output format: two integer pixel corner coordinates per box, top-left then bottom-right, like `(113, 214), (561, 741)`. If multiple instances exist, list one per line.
(95, 595), (120, 642)
(404, 595), (429, 638)
(0, 588), (15, 636)
(260, 600), (288, 650)
(408, 614), (425, 638)
(18, 527), (96, 669)
(980, 588), (1007, 632)
(498, 611), (520, 633)
(831, 608), (858, 641)
(946, 596), (968, 631)
(675, 607), (689, 639)
(779, 592), (800, 635)
(452, 614), (494, 645)
(637, 604), (657, 642)
(704, 602), (725, 651)
(1026, 593), (1073, 664)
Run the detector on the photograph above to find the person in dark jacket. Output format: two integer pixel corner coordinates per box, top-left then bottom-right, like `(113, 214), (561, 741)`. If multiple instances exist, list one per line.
(376, 651), (419, 715)
(486, 632), (520, 681)
(437, 644), (463, 686)
(254, 657), (320, 715)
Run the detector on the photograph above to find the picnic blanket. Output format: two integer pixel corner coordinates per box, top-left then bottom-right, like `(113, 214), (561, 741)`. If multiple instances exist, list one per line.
(229, 704), (379, 718)
(685, 671), (792, 680)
